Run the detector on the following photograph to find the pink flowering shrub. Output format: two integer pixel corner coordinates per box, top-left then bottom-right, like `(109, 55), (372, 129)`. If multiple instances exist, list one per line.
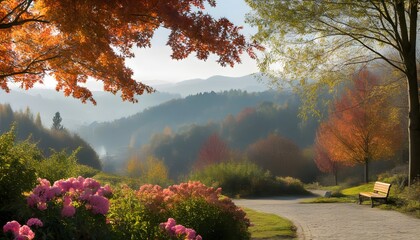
(160, 218), (202, 240)
(25, 177), (113, 240)
(2, 219), (42, 240)
(27, 177), (111, 216)
(109, 181), (251, 240)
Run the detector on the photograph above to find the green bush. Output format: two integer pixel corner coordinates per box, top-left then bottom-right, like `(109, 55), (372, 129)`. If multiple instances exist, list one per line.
(0, 127), (38, 212)
(108, 182), (251, 240)
(108, 186), (166, 239)
(275, 176), (308, 195)
(32, 147), (100, 182)
(93, 172), (144, 189)
(377, 172), (408, 191)
(32, 149), (80, 182)
(170, 197), (250, 240)
(189, 161), (308, 197)
(75, 164), (101, 178)
(23, 177), (113, 240)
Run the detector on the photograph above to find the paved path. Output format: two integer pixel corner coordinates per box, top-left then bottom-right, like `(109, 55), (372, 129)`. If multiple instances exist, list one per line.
(235, 194), (420, 240)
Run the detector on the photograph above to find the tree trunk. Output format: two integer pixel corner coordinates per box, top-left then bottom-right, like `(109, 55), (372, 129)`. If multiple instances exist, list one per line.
(398, 0), (420, 186)
(406, 68), (420, 185)
(364, 158), (369, 183)
(334, 170), (338, 186)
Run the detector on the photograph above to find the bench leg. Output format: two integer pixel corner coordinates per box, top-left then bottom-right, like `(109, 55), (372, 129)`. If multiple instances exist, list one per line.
(358, 194), (362, 204)
(371, 199), (374, 208)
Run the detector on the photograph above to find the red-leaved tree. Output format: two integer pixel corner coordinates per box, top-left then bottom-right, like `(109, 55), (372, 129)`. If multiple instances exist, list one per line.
(194, 133), (230, 170)
(246, 133), (309, 180)
(314, 136), (340, 185)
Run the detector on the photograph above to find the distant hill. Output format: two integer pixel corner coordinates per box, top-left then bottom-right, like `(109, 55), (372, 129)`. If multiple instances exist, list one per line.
(152, 74), (271, 97)
(1, 74), (271, 130)
(0, 89), (179, 130)
(77, 90), (293, 158)
(0, 104), (101, 169)
(142, 99), (319, 180)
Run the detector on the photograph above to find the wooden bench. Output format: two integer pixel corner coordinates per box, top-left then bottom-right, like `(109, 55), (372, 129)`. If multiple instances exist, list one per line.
(358, 181), (391, 208)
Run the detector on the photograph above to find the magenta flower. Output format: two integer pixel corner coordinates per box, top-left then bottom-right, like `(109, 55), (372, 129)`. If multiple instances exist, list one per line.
(83, 178), (100, 191)
(173, 224), (186, 235)
(26, 218), (43, 228)
(3, 220), (20, 235)
(185, 228), (197, 239)
(47, 186), (62, 199)
(37, 202), (47, 211)
(54, 179), (72, 192)
(61, 205), (76, 217)
(26, 194), (39, 208)
(79, 188), (93, 201)
(88, 195), (110, 215)
(18, 225), (35, 240)
(159, 218), (202, 240)
(63, 195), (72, 206)
(97, 184), (112, 197)
(3, 221), (36, 240)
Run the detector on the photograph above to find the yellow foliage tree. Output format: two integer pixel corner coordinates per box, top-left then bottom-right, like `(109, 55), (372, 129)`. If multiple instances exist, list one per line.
(126, 155), (170, 186)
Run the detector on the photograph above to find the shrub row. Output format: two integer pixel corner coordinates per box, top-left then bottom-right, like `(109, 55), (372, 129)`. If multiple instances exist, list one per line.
(1, 177), (250, 239)
(189, 161), (308, 197)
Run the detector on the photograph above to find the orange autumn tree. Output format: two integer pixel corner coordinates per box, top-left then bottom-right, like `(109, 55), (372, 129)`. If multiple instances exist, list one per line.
(316, 69), (402, 183)
(314, 134), (340, 185)
(0, 0), (259, 103)
(194, 133), (230, 170)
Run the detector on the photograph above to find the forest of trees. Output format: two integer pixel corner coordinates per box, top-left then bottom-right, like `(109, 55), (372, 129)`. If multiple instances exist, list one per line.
(0, 104), (101, 169)
(128, 99), (319, 182)
(78, 90), (298, 154)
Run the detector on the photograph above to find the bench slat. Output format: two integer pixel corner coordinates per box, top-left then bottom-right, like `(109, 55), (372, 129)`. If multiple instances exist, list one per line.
(359, 182), (391, 207)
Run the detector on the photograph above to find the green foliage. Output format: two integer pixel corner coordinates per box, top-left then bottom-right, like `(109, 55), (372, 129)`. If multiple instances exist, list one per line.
(0, 126), (38, 210)
(109, 186), (167, 239)
(80, 91), (319, 178)
(126, 155), (172, 186)
(341, 183), (374, 196)
(108, 182), (251, 240)
(93, 172), (144, 189)
(30, 202), (112, 240)
(0, 103), (101, 169)
(51, 112), (64, 131)
(32, 149), (79, 182)
(189, 161), (308, 197)
(170, 197), (250, 240)
(378, 172), (408, 191)
(244, 208), (296, 239)
(75, 164), (101, 178)
(23, 177), (113, 240)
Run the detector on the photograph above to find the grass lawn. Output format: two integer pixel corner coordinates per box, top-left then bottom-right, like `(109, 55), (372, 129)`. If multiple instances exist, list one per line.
(302, 182), (420, 218)
(244, 208), (296, 239)
(302, 183), (375, 204)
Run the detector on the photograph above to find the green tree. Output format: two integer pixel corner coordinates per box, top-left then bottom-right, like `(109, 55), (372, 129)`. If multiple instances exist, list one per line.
(52, 111), (64, 130)
(0, 126), (39, 210)
(35, 112), (42, 127)
(246, 0), (420, 185)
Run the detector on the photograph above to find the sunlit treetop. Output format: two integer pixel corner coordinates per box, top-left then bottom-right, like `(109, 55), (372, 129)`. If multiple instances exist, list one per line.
(0, 0), (260, 104)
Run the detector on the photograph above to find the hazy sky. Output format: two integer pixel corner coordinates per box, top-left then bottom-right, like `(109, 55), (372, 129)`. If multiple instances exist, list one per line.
(128, 0), (258, 84)
(25, 0), (258, 90)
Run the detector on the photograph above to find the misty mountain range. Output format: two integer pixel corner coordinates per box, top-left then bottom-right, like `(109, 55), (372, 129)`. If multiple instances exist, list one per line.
(77, 90), (295, 157)
(0, 74), (270, 129)
(153, 74), (271, 97)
